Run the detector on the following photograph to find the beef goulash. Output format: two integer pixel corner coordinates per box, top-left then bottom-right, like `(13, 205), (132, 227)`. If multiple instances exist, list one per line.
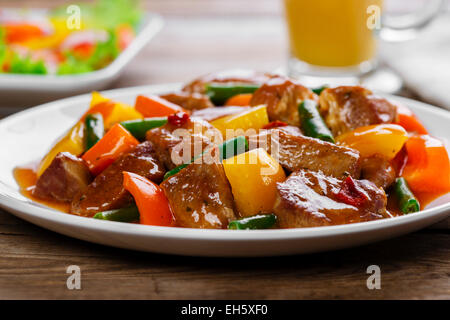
(15, 70), (450, 229)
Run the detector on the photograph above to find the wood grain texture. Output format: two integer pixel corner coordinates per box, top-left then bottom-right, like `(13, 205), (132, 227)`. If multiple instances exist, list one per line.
(0, 0), (449, 300)
(0, 211), (449, 300)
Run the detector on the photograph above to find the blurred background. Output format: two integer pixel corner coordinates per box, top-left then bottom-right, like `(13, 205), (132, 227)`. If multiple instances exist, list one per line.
(0, 0), (449, 114)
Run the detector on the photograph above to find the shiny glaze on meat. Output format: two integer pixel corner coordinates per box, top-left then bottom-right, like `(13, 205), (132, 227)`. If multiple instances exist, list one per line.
(360, 154), (396, 189)
(250, 76), (318, 126)
(146, 117), (217, 170)
(70, 141), (164, 217)
(319, 86), (397, 136)
(274, 169), (389, 228)
(160, 92), (214, 110)
(161, 162), (236, 229)
(33, 152), (92, 202)
(249, 126), (361, 178)
(182, 69), (275, 94)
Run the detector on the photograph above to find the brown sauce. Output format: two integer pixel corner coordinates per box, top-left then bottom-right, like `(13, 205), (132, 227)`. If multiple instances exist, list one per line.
(13, 166), (70, 213)
(14, 165), (448, 221)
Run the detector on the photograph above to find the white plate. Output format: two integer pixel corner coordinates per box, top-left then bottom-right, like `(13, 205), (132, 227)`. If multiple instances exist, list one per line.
(0, 13), (163, 107)
(0, 84), (449, 257)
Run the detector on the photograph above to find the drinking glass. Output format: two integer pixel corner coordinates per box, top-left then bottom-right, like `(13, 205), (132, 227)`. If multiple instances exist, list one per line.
(284, 0), (445, 86)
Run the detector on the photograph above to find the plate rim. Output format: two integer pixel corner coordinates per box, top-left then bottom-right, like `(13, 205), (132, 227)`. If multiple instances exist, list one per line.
(0, 84), (449, 242)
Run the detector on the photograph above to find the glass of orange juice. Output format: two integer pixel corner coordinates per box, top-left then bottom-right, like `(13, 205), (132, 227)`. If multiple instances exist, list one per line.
(284, 0), (444, 84)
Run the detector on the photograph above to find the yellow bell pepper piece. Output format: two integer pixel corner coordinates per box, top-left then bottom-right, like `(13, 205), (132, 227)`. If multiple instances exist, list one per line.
(336, 124), (408, 160)
(90, 91), (110, 107)
(222, 148), (286, 217)
(37, 91), (142, 177)
(36, 122), (85, 177)
(211, 105), (269, 139)
(104, 102), (142, 129)
(90, 92), (142, 129)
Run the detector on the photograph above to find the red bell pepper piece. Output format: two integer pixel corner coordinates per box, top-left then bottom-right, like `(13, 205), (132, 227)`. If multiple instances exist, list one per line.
(395, 104), (428, 134)
(82, 123), (139, 175)
(123, 172), (174, 226)
(402, 135), (450, 193)
(135, 95), (186, 117)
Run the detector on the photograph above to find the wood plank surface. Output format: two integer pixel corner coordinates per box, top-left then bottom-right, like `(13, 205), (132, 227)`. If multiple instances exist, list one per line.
(0, 0), (448, 300)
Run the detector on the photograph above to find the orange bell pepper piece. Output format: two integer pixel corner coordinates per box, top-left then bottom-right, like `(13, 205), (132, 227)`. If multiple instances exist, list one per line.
(395, 104), (428, 134)
(82, 123), (139, 175)
(224, 93), (253, 106)
(82, 100), (115, 121)
(135, 95), (186, 117)
(123, 172), (174, 226)
(402, 135), (450, 193)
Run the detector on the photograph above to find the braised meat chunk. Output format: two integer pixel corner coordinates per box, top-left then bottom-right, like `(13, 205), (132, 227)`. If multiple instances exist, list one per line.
(160, 92), (214, 110)
(250, 76), (318, 126)
(182, 69), (274, 94)
(360, 155), (396, 189)
(70, 141), (164, 217)
(319, 86), (397, 136)
(146, 117), (217, 170)
(161, 162), (236, 229)
(33, 152), (92, 202)
(274, 170), (389, 228)
(249, 126), (360, 178)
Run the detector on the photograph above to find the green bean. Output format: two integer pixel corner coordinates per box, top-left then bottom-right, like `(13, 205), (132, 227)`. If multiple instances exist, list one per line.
(93, 206), (140, 222)
(205, 83), (260, 105)
(311, 85), (328, 95)
(219, 136), (248, 160)
(394, 178), (420, 214)
(120, 117), (168, 140)
(84, 113), (104, 151)
(228, 214), (277, 230)
(163, 163), (189, 180)
(163, 136), (248, 180)
(298, 99), (334, 143)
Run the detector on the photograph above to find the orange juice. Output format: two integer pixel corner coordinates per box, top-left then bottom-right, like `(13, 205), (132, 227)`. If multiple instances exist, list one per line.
(284, 0), (383, 67)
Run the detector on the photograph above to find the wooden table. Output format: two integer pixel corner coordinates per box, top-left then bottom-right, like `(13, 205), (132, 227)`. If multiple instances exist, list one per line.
(0, 0), (449, 300)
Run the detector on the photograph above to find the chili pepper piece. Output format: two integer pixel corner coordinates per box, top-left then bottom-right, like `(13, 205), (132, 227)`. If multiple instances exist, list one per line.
(335, 176), (368, 207)
(262, 120), (288, 130)
(168, 112), (190, 126)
